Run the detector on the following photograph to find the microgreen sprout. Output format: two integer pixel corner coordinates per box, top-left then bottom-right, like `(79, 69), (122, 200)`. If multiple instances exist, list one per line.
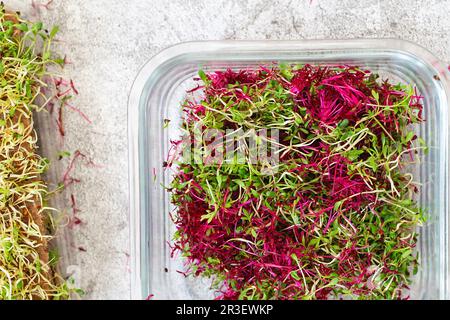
(168, 64), (426, 300)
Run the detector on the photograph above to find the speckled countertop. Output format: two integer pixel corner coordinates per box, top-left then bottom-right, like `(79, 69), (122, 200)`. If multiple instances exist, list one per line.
(6, 0), (449, 299)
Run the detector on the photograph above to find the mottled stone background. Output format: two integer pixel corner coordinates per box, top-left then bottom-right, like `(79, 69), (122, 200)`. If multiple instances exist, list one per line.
(6, 0), (449, 299)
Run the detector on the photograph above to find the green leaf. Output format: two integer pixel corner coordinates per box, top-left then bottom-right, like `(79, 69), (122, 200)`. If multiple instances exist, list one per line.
(345, 149), (364, 161)
(367, 156), (377, 172)
(371, 89), (379, 102)
(280, 67), (293, 80)
(338, 119), (349, 129)
(25, 81), (31, 98)
(309, 238), (320, 247)
(334, 200), (344, 211)
(341, 129), (354, 140)
(54, 57), (66, 66)
(57, 150), (71, 159)
(404, 131), (415, 144)
(418, 137), (426, 147)
(290, 271), (300, 280)
(401, 248), (412, 260)
(32, 22), (43, 33)
(234, 179), (246, 189)
(216, 172), (224, 186)
(370, 224), (378, 234)
(294, 114), (303, 126)
(163, 118), (171, 128)
(16, 23), (29, 32)
(329, 278), (339, 286)
(50, 25), (59, 38)
(198, 69), (207, 83)
(43, 51), (51, 60)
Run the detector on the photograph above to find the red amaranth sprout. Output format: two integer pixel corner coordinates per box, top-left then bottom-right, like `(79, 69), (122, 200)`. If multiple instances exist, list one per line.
(168, 64), (426, 300)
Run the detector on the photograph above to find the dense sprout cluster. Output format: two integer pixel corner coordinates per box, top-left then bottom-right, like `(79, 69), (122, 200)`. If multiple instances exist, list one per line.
(168, 64), (426, 300)
(0, 9), (69, 299)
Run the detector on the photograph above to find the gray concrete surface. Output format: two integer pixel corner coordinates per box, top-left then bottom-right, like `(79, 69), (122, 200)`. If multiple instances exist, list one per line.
(6, 0), (450, 299)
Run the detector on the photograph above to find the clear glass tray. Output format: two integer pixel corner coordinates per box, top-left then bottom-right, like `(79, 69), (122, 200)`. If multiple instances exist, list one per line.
(128, 39), (450, 300)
